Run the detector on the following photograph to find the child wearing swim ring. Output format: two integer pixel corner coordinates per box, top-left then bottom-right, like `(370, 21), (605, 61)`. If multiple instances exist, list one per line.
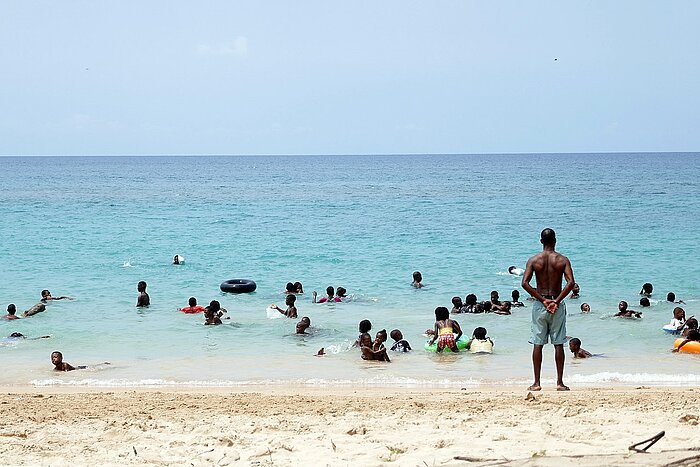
(428, 307), (462, 352)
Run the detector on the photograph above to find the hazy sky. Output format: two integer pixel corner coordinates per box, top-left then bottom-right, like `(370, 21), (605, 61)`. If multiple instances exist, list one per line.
(1, 1), (698, 155)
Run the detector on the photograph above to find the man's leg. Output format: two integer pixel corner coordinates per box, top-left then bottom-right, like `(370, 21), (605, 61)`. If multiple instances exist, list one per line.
(530, 344), (543, 390)
(554, 344), (569, 391)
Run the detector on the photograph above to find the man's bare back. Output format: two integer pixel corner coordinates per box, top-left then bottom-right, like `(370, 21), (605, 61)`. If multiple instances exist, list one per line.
(529, 251), (570, 298)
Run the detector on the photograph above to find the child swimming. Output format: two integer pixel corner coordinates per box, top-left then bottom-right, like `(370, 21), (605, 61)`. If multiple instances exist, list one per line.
(390, 329), (412, 352)
(668, 307), (688, 332)
(296, 316), (311, 334)
(271, 294), (298, 318)
(466, 327), (493, 354)
(568, 338), (592, 358)
(428, 306), (463, 352)
(51, 351), (85, 371)
(615, 301), (642, 318)
(412, 271), (423, 288)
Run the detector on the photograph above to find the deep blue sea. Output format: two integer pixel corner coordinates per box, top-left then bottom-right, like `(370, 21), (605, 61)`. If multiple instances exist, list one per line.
(1, 153), (699, 387)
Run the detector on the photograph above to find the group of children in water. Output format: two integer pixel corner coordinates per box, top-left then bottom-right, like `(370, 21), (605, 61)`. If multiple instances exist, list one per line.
(4, 272), (697, 372)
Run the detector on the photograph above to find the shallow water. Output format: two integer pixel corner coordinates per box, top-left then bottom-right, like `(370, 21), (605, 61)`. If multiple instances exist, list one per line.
(1, 153), (699, 387)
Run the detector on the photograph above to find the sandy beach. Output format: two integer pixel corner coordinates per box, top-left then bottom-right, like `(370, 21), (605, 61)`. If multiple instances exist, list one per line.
(0, 386), (699, 466)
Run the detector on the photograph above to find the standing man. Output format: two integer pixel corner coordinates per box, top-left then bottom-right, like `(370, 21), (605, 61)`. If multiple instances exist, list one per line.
(522, 228), (575, 391)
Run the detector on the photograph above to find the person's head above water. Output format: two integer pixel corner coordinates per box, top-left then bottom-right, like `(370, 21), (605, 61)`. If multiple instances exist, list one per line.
(390, 329), (403, 341)
(294, 282), (304, 293)
(465, 294), (478, 306)
(508, 266), (517, 274)
(618, 301), (628, 312)
(673, 307), (685, 320)
(540, 228), (556, 247)
(285, 282), (295, 293)
(667, 292), (676, 302)
(569, 338), (582, 352)
(451, 296), (463, 308)
(435, 306), (450, 321)
(208, 300), (221, 312)
(285, 294), (297, 306)
(490, 291), (499, 302)
(640, 283), (653, 296)
(581, 303), (590, 313)
(7, 304), (16, 315)
(412, 271), (422, 283)
(41, 289), (51, 299)
(375, 329), (388, 343)
(686, 318), (699, 330)
(50, 351), (63, 365)
(572, 283), (580, 294)
(639, 297), (651, 307)
(358, 319), (372, 334)
(336, 287), (347, 298)
(325, 286), (334, 297)
(137, 281), (147, 292)
(511, 290), (520, 301)
(296, 316), (311, 333)
(188, 297), (197, 307)
(482, 301), (492, 312)
(473, 327), (487, 340)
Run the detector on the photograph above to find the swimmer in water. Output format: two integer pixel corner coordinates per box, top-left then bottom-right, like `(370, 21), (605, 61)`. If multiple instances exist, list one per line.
(173, 255), (184, 265)
(639, 297), (650, 308)
(493, 301), (512, 315)
(568, 338), (592, 358)
(284, 282), (296, 294)
(673, 329), (700, 353)
(682, 318), (699, 337)
(370, 329), (391, 362)
(7, 332), (50, 340)
(569, 283), (580, 299)
(204, 300), (227, 325)
(296, 316), (311, 334)
(580, 303), (591, 313)
(390, 329), (411, 352)
(428, 306), (462, 352)
(510, 290), (524, 307)
(412, 271), (423, 288)
(51, 351), (85, 371)
(336, 287), (347, 299)
(640, 282), (653, 297)
(22, 302), (46, 318)
(451, 296), (463, 314)
(615, 301), (642, 318)
(294, 282), (304, 294)
(355, 319), (372, 348)
(136, 281), (150, 307)
(463, 294), (480, 313)
(41, 290), (73, 302)
(4, 304), (20, 320)
(179, 297), (205, 313)
(466, 327), (494, 354)
(508, 266), (524, 276)
(667, 292), (685, 304)
(313, 286), (340, 303)
(271, 294), (298, 318)
(669, 307), (687, 332)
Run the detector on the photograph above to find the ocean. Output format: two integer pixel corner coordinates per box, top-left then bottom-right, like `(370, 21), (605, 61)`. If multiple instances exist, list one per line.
(1, 153), (698, 388)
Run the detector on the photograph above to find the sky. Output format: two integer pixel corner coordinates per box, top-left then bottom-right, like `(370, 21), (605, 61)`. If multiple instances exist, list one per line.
(1, 1), (698, 155)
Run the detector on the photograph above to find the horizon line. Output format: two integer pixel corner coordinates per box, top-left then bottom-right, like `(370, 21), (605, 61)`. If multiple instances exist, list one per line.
(0, 151), (699, 157)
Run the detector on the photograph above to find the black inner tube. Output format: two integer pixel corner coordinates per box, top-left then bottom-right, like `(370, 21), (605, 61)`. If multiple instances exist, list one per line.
(220, 279), (257, 293)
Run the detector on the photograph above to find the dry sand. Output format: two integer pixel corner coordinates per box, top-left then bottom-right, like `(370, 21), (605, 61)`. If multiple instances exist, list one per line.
(0, 386), (699, 466)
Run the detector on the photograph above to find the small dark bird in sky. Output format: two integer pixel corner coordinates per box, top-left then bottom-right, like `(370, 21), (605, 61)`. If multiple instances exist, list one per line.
(554, 58), (558, 61)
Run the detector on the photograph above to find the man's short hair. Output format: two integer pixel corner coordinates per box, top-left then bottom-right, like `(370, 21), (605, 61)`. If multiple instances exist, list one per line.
(541, 228), (556, 246)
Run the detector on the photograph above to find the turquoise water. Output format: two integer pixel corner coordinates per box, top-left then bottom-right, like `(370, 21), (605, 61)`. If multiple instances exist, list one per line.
(1, 154), (699, 387)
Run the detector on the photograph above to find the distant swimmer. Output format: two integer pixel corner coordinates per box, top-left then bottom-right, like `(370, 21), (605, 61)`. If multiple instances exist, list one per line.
(7, 332), (50, 340)
(294, 282), (304, 294)
(136, 281), (150, 307)
(580, 303), (591, 314)
(508, 266), (524, 276)
(615, 301), (642, 318)
(667, 292), (685, 304)
(312, 286), (340, 303)
(51, 351), (84, 371)
(640, 282), (653, 297)
(639, 297), (651, 307)
(510, 290), (524, 307)
(296, 317), (311, 334)
(204, 300), (227, 325)
(568, 338), (592, 358)
(41, 290), (73, 302)
(336, 287), (347, 299)
(271, 294), (298, 318)
(390, 329), (411, 352)
(4, 304), (20, 320)
(569, 283), (580, 299)
(22, 302), (46, 318)
(173, 255), (185, 265)
(673, 329), (700, 353)
(466, 327), (494, 354)
(451, 296), (463, 314)
(179, 297), (205, 314)
(669, 307), (688, 332)
(412, 271), (423, 288)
